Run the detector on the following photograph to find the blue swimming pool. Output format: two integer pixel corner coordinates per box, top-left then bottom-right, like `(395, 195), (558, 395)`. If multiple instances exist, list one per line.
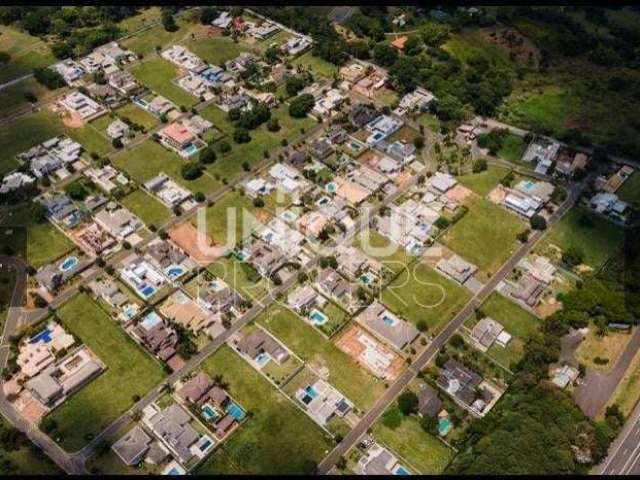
(225, 401), (246, 421)
(309, 309), (328, 326)
(326, 182), (337, 194)
(305, 385), (318, 399)
(393, 465), (410, 476)
(438, 417), (452, 437)
(256, 352), (270, 367)
(201, 403), (219, 422)
(29, 328), (53, 344)
(140, 311), (162, 330)
(234, 249), (250, 261)
(59, 256), (79, 272)
(183, 143), (199, 156)
(198, 437), (213, 452)
(360, 272), (375, 285)
(382, 314), (395, 326)
(138, 284), (156, 299)
(165, 264), (185, 280)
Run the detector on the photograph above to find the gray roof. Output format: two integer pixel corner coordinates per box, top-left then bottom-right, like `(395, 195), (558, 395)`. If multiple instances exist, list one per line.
(148, 404), (199, 464)
(417, 384), (442, 417)
(357, 302), (419, 350)
(112, 425), (152, 466)
(26, 372), (62, 404)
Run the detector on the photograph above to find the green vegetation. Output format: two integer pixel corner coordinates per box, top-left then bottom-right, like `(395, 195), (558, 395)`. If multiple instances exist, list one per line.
(293, 51), (339, 79)
(258, 305), (385, 410)
(196, 346), (332, 475)
(131, 58), (198, 107)
(353, 229), (414, 276)
(0, 77), (50, 118)
(442, 199), (524, 279)
(65, 121), (113, 157)
(382, 261), (470, 334)
(457, 166), (511, 197)
(374, 412), (455, 474)
(186, 36), (255, 66)
(114, 103), (159, 130)
(0, 417), (61, 474)
(45, 293), (165, 451)
(0, 25), (56, 83)
(537, 206), (622, 270)
(120, 189), (170, 228)
(120, 16), (195, 56)
(207, 256), (270, 302)
(617, 172), (640, 206)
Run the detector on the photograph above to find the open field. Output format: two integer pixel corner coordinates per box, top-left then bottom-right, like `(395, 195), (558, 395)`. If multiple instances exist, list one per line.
(575, 323), (633, 373)
(121, 18), (198, 56)
(354, 229), (415, 276)
(113, 103), (159, 130)
(184, 36), (257, 65)
(207, 255), (270, 301)
(116, 6), (162, 34)
(0, 26), (56, 84)
(474, 292), (541, 368)
(0, 266), (16, 332)
(0, 110), (64, 176)
(497, 134), (527, 164)
(45, 293), (165, 451)
(0, 77), (53, 118)
(457, 166), (511, 197)
(604, 347), (640, 419)
(382, 261), (470, 334)
(196, 346), (332, 475)
(373, 412), (455, 474)
(120, 189), (171, 228)
(536, 206), (623, 271)
(617, 172), (640, 206)
(131, 58), (198, 108)
(112, 139), (221, 194)
(257, 305), (385, 410)
(441, 199), (524, 280)
(293, 52), (339, 79)
(65, 120), (113, 157)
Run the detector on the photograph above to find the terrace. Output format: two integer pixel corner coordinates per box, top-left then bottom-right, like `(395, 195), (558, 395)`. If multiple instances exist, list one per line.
(93, 201), (143, 241)
(120, 254), (167, 301)
(294, 379), (353, 427)
(355, 300), (419, 351)
(59, 91), (107, 123)
(144, 173), (193, 208)
(158, 290), (219, 337)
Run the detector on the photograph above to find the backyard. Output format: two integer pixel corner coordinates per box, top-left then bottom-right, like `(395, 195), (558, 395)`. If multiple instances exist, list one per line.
(45, 293), (165, 451)
(207, 255), (270, 301)
(457, 166), (511, 197)
(120, 189), (171, 228)
(131, 58), (198, 108)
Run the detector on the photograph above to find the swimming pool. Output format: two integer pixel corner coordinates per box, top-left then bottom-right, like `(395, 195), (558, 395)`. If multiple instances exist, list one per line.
(225, 401), (246, 421)
(122, 305), (138, 320)
(183, 143), (200, 157)
(140, 311), (162, 330)
(360, 272), (375, 286)
(382, 314), (396, 326)
(309, 309), (328, 326)
(326, 182), (338, 194)
(235, 249), (250, 261)
(165, 264), (186, 280)
(305, 385), (319, 398)
(438, 417), (452, 437)
(196, 435), (215, 454)
(393, 464), (410, 475)
(349, 141), (363, 152)
(29, 328), (53, 344)
(255, 352), (270, 367)
(59, 256), (79, 272)
(201, 403), (220, 422)
(138, 284), (156, 300)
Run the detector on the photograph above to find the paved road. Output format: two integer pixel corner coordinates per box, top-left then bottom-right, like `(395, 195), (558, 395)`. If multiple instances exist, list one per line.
(315, 179), (584, 474)
(574, 327), (640, 418)
(599, 398), (640, 475)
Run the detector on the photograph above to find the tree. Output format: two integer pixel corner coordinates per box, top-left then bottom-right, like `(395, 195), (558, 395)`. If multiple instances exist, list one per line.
(199, 6), (218, 24)
(161, 10), (178, 32)
(0, 51), (10, 65)
(285, 76), (305, 97)
(404, 36), (423, 56)
(434, 94), (464, 122)
(33, 67), (65, 90)
(397, 391), (419, 416)
(181, 162), (203, 180)
(472, 158), (488, 173)
(530, 214), (547, 231)
(421, 22), (450, 47)
(413, 136), (425, 149)
(373, 43), (398, 67)
(194, 191), (205, 202)
(289, 93), (315, 118)
(112, 138), (123, 149)
(267, 118), (280, 132)
(252, 197), (265, 208)
(199, 147), (216, 164)
(233, 128), (251, 144)
(562, 246), (584, 268)
(219, 141), (231, 153)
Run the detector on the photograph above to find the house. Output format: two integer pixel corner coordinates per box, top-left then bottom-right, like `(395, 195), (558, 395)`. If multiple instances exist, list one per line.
(159, 122), (204, 158)
(0, 172), (35, 195)
(429, 172), (457, 194)
(436, 359), (495, 415)
(87, 277), (138, 322)
(112, 425), (152, 467)
(59, 91), (107, 122)
(120, 255), (167, 299)
(159, 290), (215, 335)
(602, 165), (635, 193)
(84, 164), (125, 193)
(287, 285), (318, 311)
(145, 239), (189, 273)
(555, 151), (588, 177)
(309, 138), (335, 160)
(268, 162), (310, 196)
(470, 317), (511, 351)
(177, 372), (213, 404)
(513, 179), (554, 204)
(18, 136), (83, 179)
(108, 70), (140, 96)
(26, 348), (103, 406)
(352, 69), (387, 98)
(281, 35), (312, 56)
(51, 59), (84, 85)
(107, 119), (130, 140)
(259, 217), (305, 258)
(436, 254), (477, 284)
(132, 311), (178, 361)
(349, 103), (379, 128)
(519, 255), (557, 285)
(194, 276), (240, 315)
(391, 35), (409, 51)
(326, 125), (347, 145)
(335, 244), (382, 280)
(247, 21), (280, 40)
(315, 268), (357, 309)
(511, 273), (544, 307)
(41, 193), (79, 225)
(161, 45), (207, 73)
(212, 11), (233, 29)
(589, 192), (631, 224)
(237, 329), (290, 365)
(144, 173), (192, 207)
(17, 322), (75, 378)
(146, 95), (175, 118)
(340, 63), (366, 85)
(145, 404), (201, 465)
(295, 379), (352, 426)
(366, 115), (403, 146)
(393, 87), (436, 116)
(356, 301), (419, 350)
(417, 383), (443, 418)
(94, 202), (141, 240)
(297, 211), (329, 239)
(356, 443), (408, 475)
(312, 89), (344, 118)
(386, 140), (416, 165)
(551, 364), (579, 389)
(521, 138), (560, 174)
(225, 52), (258, 74)
(247, 239), (286, 278)
(74, 222), (117, 257)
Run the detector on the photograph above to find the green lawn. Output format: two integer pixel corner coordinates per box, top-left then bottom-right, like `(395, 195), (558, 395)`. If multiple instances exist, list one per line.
(258, 305), (385, 410)
(536, 205), (623, 270)
(415, 112), (441, 133)
(112, 139), (221, 194)
(0, 418), (61, 474)
(65, 120), (113, 157)
(207, 256), (270, 302)
(474, 292), (541, 369)
(457, 166), (511, 197)
(120, 189), (171, 228)
(618, 172), (640, 206)
(382, 261), (470, 334)
(0, 110), (64, 176)
(0, 76), (52, 118)
(121, 18), (197, 56)
(354, 229), (415, 276)
(45, 293), (165, 451)
(196, 346), (332, 475)
(199, 104), (234, 134)
(373, 413), (455, 474)
(114, 103), (159, 130)
(184, 36), (256, 65)
(131, 58), (198, 108)
(116, 6), (162, 34)
(0, 26), (56, 84)
(442, 199), (524, 280)
(497, 134), (527, 164)
(0, 203), (76, 268)
(293, 52), (339, 79)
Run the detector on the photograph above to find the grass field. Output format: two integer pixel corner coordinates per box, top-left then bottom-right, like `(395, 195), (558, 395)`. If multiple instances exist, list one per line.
(65, 121), (113, 157)
(0, 110), (64, 176)
(196, 346), (332, 475)
(475, 292), (541, 369)
(0, 26), (56, 84)
(442, 199), (524, 280)
(373, 413), (455, 474)
(293, 52), (339, 79)
(415, 112), (441, 133)
(208, 106), (316, 181)
(121, 18), (197, 56)
(354, 229), (415, 276)
(131, 58), (198, 108)
(536, 205), (623, 270)
(207, 255), (270, 301)
(0, 266), (16, 331)
(0, 203), (76, 268)
(117, 6), (162, 34)
(457, 166), (511, 197)
(46, 293), (165, 451)
(382, 261), (471, 334)
(617, 172), (640, 206)
(257, 305), (385, 410)
(185, 36), (256, 66)
(575, 322), (633, 373)
(0, 417), (61, 474)
(112, 139), (221, 194)
(114, 103), (159, 130)
(605, 346), (640, 419)
(0, 77), (52, 118)
(497, 134), (527, 164)
(120, 189), (171, 228)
